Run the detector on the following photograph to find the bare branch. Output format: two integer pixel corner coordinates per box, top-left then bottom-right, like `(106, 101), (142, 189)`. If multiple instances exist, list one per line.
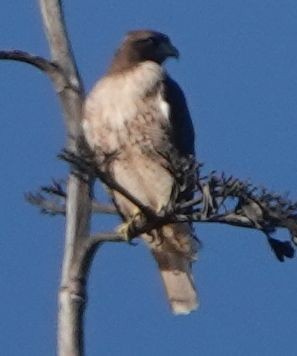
(89, 232), (126, 244)
(25, 192), (66, 215)
(38, 1), (91, 356)
(25, 190), (116, 216)
(59, 149), (156, 217)
(26, 179), (117, 216)
(92, 202), (117, 214)
(0, 50), (76, 94)
(70, 232), (124, 298)
(1, 2), (90, 353)
(60, 149), (297, 241)
(0, 50), (58, 73)
(39, 0), (83, 93)
(59, 149), (297, 263)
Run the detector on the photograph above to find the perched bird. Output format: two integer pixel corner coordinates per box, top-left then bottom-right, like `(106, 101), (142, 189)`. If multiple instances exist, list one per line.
(83, 30), (198, 314)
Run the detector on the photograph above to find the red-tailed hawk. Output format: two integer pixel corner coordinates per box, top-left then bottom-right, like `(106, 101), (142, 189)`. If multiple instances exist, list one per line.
(83, 30), (198, 314)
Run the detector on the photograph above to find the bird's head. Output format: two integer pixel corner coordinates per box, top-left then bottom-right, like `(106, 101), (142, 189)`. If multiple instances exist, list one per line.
(110, 30), (179, 72)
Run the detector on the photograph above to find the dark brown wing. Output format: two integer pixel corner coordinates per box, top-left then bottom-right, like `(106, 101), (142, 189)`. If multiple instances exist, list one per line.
(164, 75), (195, 157)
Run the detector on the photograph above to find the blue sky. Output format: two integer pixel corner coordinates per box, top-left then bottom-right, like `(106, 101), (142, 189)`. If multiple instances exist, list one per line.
(1, 1), (297, 355)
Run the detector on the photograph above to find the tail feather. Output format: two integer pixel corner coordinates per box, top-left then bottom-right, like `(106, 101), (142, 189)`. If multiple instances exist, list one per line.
(145, 222), (199, 315)
(153, 250), (198, 315)
(160, 266), (198, 315)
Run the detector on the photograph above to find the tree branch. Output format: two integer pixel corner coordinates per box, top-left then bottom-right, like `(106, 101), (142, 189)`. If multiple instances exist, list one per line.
(39, 0), (84, 96)
(60, 149), (157, 217)
(25, 180), (117, 216)
(38, 1), (92, 356)
(25, 191), (116, 216)
(66, 176), (297, 290)
(1, 3), (90, 352)
(0, 50), (57, 72)
(92, 202), (117, 214)
(0, 50), (77, 94)
(59, 150), (297, 263)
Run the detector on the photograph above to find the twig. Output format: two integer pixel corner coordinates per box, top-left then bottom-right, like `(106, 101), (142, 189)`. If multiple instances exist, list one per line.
(28, 147), (297, 264)
(0, 50), (58, 72)
(59, 149), (297, 256)
(92, 202), (117, 214)
(70, 232), (125, 293)
(59, 149), (157, 217)
(78, 163), (297, 262)
(26, 191), (116, 216)
(0, 50), (72, 93)
(25, 192), (66, 215)
(26, 179), (117, 216)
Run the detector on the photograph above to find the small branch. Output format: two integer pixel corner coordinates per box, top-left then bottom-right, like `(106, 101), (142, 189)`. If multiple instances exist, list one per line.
(70, 232), (124, 295)
(25, 192), (66, 215)
(89, 232), (125, 243)
(59, 150), (156, 217)
(0, 50), (58, 72)
(39, 144), (297, 266)
(26, 192), (116, 216)
(59, 149), (297, 257)
(75, 205), (295, 280)
(25, 183), (117, 216)
(41, 179), (67, 197)
(92, 202), (117, 214)
(0, 50), (72, 93)
(83, 163), (297, 262)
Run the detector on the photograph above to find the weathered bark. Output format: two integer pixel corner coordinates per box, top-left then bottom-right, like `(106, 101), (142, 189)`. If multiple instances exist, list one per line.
(38, 1), (91, 355)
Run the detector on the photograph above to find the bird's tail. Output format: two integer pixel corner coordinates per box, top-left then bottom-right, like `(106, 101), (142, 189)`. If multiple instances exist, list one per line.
(153, 250), (198, 315)
(144, 223), (199, 315)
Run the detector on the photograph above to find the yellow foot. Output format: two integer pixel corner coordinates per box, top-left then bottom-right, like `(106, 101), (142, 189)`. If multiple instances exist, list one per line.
(117, 222), (132, 241)
(117, 209), (142, 242)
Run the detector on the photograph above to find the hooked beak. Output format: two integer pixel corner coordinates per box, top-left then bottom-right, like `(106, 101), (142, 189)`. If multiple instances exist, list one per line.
(160, 41), (180, 59)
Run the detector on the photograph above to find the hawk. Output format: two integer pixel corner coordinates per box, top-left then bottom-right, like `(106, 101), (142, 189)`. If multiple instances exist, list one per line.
(83, 30), (199, 314)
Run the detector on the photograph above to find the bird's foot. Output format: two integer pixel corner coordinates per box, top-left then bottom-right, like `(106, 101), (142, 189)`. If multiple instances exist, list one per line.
(117, 222), (133, 242)
(117, 209), (142, 243)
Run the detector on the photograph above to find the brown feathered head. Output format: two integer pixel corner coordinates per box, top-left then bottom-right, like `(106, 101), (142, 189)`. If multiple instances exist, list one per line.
(109, 30), (179, 73)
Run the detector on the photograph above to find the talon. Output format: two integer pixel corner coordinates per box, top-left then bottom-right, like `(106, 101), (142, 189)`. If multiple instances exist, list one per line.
(131, 207), (142, 219)
(117, 222), (132, 241)
(117, 208), (142, 243)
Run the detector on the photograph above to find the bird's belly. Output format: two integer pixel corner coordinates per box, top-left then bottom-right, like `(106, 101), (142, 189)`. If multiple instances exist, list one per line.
(111, 150), (174, 217)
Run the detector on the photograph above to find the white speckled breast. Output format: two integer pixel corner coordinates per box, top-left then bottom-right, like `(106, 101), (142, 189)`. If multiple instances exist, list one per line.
(82, 61), (171, 154)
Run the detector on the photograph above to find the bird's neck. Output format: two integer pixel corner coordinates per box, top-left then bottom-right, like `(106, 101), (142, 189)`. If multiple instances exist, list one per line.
(105, 61), (165, 99)
(108, 48), (164, 75)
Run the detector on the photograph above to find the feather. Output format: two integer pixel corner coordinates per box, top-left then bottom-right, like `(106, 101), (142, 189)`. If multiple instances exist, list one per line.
(83, 30), (199, 314)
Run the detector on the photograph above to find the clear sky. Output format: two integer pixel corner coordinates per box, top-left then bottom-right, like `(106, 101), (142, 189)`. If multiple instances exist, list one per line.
(1, 1), (297, 355)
